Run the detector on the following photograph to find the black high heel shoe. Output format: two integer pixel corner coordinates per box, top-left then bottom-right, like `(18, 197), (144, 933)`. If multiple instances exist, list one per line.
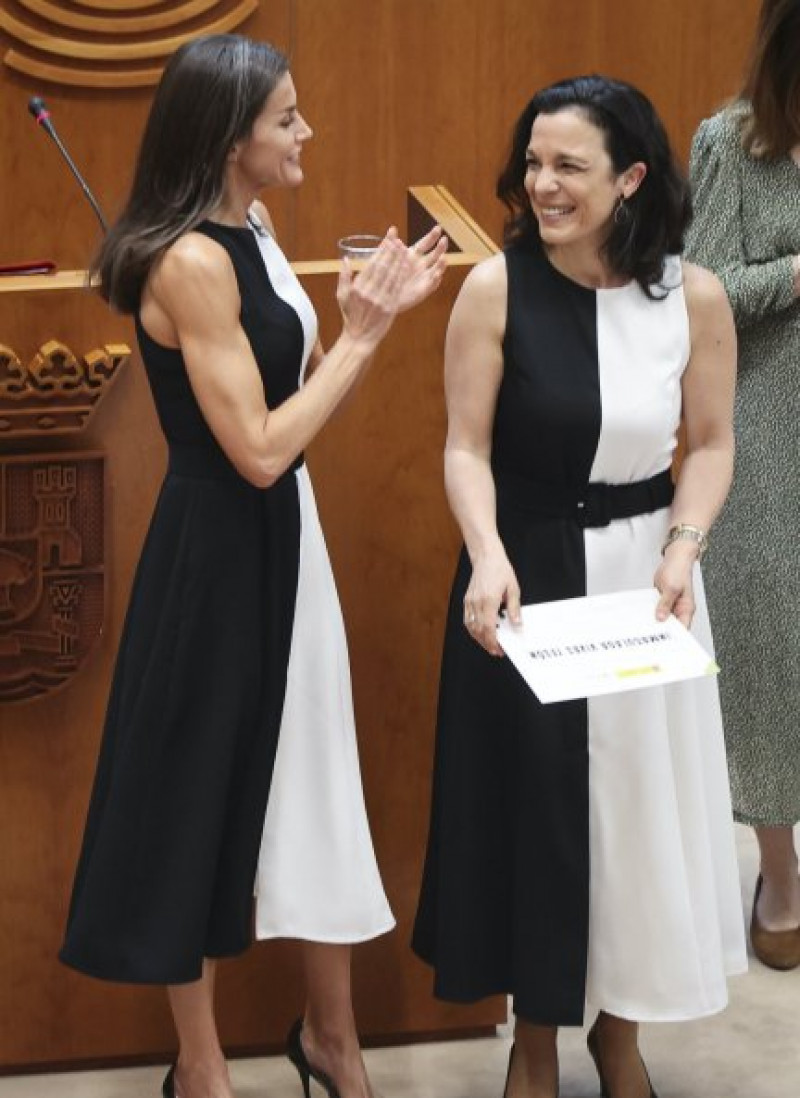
(587, 1023), (658, 1098)
(286, 1018), (341, 1098)
(162, 1064), (176, 1098)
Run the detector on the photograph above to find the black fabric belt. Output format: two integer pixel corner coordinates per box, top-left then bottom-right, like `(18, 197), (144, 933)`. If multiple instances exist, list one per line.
(168, 445), (305, 483)
(494, 467), (674, 529)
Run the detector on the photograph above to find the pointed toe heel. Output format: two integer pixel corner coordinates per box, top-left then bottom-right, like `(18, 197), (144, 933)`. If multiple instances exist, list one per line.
(286, 1018), (341, 1098)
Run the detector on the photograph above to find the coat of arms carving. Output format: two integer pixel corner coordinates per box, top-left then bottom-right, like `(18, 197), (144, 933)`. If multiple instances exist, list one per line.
(0, 453), (104, 702)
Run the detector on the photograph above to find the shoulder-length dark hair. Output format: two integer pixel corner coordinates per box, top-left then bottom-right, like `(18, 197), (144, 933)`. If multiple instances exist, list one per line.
(740, 0), (800, 158)
(496, 75), (691, 297)
(93, 34), (289, 313)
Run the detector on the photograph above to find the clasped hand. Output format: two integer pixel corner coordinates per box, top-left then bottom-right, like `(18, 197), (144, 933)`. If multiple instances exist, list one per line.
(337, 226), (448, 348)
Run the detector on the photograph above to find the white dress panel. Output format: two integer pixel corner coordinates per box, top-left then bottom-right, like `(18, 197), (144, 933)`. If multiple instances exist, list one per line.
(584, 261), (747, 1020)
(247, 216), (395, 941)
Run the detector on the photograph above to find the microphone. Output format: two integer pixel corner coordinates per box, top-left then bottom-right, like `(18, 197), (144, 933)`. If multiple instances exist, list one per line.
(28, 96), (108, 233)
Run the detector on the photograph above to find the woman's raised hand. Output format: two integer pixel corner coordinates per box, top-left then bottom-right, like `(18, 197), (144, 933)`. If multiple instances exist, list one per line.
(396, 225), (449, 313)
(336, 228), (411, 350)
(336, 226), (449, 351)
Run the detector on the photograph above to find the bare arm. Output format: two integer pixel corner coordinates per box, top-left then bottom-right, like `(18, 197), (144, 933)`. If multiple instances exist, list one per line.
(444, 255), (521, 655)
(654, 262), (737, 624)
(148, 230), (411, 487)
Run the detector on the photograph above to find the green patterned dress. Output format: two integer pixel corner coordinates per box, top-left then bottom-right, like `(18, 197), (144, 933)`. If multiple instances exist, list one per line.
(685, 103), (799, 827)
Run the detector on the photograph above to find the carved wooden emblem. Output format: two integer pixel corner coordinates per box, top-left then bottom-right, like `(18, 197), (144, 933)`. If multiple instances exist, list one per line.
(0, 340), (129, 438)
(0, 453), (104, 702)
(0, 0), (259, 88)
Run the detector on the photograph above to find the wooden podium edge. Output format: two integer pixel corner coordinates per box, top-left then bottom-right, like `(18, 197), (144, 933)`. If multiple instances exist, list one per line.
(408, 184), (499, 258)
(0, 186), (498, 295)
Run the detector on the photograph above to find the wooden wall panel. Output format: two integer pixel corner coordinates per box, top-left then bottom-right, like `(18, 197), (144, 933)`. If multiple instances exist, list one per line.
(593, 0), (760, 159)
(0, 0), (765, 1072)
(290, 0), (761, 256)
(0, 0), (764, 277)
(0, 1), (294, 265)
(290, 0), (600, 258)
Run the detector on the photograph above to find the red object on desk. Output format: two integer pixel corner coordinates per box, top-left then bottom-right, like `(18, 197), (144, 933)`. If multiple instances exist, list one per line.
(0, 260), (57, 275)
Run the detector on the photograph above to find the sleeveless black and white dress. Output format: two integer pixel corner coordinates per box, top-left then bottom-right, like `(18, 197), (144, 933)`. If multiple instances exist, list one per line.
(412, 240), (746, 1025)
(60, 213), (393, 984)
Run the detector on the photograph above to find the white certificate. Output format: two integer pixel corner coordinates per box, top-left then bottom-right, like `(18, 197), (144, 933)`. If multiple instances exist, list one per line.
(496, 587), (719, 704)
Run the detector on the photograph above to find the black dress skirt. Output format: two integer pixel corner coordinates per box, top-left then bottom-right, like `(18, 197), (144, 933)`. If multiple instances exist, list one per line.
(60, 221), (307, 983)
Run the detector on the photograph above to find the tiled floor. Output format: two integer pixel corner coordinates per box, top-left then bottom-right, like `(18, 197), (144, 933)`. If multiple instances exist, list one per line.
(1, 828), (797, 1098)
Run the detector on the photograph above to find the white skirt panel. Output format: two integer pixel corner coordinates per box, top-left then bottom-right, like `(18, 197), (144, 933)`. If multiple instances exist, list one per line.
(584, 511), (747, 1021)
(254, 466), (395, 942)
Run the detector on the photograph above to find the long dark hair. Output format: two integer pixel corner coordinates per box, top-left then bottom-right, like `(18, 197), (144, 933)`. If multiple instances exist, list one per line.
(93, 34), (289, 313)
(740, 0), (800, 158)
(497, 75), (691, 297)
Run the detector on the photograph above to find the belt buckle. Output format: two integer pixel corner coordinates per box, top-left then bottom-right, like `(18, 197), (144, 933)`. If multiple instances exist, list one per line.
(576, 482), (611, 528)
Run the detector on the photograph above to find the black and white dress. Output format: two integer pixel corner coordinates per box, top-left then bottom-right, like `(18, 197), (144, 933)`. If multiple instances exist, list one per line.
(60, 214), (393, 984)
(412, 240), (746, 1025)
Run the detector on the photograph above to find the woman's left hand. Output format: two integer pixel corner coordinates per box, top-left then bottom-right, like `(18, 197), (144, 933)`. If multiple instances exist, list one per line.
(653, 542), (698, 627)
(395, 226), (449, 313)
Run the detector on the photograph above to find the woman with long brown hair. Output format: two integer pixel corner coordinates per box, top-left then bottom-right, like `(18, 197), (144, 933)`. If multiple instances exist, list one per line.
(685, 0), (800, 971)
(59, 33), (446, 1098)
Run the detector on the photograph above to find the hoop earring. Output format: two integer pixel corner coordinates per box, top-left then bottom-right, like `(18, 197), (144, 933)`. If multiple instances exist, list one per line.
(613, 194), (630, 225)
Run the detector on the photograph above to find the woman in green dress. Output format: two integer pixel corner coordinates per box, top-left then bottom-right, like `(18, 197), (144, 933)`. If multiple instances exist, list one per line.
(685, 0), (800, 970)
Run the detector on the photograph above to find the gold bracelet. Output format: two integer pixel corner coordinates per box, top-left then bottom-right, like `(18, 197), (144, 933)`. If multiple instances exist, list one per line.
(661, 523), (708, 561)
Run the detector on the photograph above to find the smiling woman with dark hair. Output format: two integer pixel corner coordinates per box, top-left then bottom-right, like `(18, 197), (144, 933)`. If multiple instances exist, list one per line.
(496, 75), (691, 296)
(413, 74), (746, 1098)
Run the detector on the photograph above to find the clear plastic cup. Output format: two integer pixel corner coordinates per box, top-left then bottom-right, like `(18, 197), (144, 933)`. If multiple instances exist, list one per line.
(337, 234), (383, 260)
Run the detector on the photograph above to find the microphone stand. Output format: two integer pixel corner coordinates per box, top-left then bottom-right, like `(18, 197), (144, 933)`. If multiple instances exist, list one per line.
(29, 98), (108, 233)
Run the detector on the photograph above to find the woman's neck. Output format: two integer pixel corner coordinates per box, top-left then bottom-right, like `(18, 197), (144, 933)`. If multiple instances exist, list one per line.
(544, 242), (628, 290)
(209, 182), (256, 228)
